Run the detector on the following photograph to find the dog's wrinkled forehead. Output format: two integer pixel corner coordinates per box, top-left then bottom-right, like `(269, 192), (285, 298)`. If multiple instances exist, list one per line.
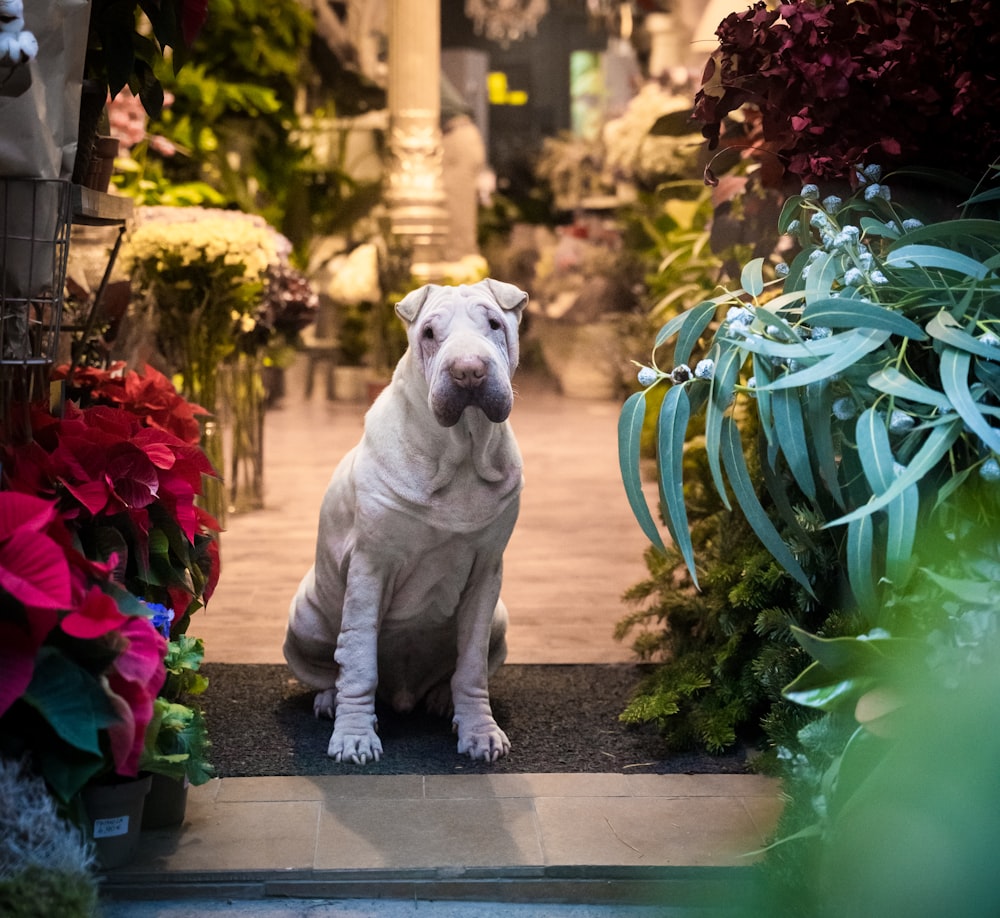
(395, 278), (528, 324)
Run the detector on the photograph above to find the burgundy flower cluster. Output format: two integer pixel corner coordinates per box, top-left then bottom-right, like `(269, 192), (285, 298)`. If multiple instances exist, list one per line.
(693, 0), (1000, 184)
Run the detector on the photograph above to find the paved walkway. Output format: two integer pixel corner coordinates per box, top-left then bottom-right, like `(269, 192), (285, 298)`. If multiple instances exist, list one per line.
(99, 355), (781, 913)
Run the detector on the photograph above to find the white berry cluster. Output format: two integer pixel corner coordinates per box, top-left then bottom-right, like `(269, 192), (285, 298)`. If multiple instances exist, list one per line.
(0, 0), (37, 67)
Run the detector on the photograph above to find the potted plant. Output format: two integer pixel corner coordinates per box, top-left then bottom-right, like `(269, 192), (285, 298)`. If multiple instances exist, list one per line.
(139, 629), (213, 828)
(0, 364), (220, 863)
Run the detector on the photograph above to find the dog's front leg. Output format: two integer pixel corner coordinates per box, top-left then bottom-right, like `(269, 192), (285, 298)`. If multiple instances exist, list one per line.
(452, 554), (510, 762)
(329, 553), (384, 764)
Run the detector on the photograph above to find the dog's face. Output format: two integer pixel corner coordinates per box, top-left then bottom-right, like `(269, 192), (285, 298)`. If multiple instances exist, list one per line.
(396, 279), (527, 427)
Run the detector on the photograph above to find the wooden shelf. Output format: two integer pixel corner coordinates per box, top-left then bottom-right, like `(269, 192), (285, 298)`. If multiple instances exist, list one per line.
(72, 185), (134, 226)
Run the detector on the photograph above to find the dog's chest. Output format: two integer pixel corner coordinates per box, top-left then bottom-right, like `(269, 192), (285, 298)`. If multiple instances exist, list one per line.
(382, 534), (479, 627)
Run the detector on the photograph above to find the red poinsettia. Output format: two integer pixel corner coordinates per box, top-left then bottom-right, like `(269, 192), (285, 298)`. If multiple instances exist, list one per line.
(0, 366), (220, 801)
(694, 0), (1000, 184)
(54, 362), (208, 444)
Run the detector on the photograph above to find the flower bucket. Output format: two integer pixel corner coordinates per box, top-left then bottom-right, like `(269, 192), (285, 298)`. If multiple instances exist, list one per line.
(141, 773), (189, 829)
(81, 774), (152, 869)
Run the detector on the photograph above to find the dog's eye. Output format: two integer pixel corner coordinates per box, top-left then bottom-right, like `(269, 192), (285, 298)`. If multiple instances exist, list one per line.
(488, 318), (502, 331)
(422, 326), (435, 340)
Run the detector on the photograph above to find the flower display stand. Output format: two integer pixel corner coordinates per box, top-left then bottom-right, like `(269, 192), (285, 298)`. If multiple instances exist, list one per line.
(80, 774), (152, 869)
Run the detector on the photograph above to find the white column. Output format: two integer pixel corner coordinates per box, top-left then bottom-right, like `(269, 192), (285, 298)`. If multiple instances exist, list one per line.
(387, 0), (448, 273)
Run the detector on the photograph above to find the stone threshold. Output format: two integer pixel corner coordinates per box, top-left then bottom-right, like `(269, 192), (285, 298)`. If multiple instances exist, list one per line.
(98, 773), (781, 908)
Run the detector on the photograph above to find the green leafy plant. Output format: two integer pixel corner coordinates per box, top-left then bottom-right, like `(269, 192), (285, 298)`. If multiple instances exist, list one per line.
(140, 635), (213, 785)
(621, 166), (1000, 616)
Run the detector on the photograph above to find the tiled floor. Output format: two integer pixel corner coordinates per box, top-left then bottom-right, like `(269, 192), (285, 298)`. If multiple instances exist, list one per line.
(100, 355), (782, 910)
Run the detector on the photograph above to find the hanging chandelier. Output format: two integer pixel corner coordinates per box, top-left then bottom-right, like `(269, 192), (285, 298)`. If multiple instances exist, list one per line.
(464, 0), (550, 46)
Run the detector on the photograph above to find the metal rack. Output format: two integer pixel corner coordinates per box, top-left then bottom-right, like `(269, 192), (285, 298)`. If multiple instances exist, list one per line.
(0, 179), (133, 440)
(0, 177), (72, 436)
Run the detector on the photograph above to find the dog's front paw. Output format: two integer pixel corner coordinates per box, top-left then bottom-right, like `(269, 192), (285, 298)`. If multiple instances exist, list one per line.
(328, 713), (382, 764)
(454, 716), (510, 762)
(313, 688), (337, 719)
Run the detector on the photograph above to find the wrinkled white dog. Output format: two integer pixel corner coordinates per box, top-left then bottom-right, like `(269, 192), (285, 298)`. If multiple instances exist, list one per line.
(284, 278), (527, 764)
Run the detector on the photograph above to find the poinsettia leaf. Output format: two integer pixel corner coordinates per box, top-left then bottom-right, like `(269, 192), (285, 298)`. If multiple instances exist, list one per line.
(0, 492), (58, 539)
(24, 647), (119, 755)
(618, 391), (666, 552)
(783, 661), (874, 712)
(0, 621), (39, 716)
(0, 529), (72, 609)
(789, 625), (896, 673)
(60, 586), (128, 639)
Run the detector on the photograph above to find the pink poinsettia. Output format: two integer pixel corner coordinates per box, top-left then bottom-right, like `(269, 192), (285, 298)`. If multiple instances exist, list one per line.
(104, 615), (168, 776)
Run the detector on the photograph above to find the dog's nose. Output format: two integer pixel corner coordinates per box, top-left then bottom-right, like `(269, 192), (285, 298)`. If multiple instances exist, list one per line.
(449, 355), (487, 388)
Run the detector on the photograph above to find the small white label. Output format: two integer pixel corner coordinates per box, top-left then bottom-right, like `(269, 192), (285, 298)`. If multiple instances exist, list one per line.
(93, 815), (130, 838)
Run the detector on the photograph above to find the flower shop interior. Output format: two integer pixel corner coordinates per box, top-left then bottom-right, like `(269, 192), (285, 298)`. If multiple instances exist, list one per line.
(3, 1), (1000, 916)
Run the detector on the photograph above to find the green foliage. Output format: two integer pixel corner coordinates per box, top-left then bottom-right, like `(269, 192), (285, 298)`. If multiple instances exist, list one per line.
(616, 181), (724, 321)
(623, 166), (1000, 613)
(616, 426), (850, 758)
(0, 866), (96, 918)
(140, 636), (213, 785)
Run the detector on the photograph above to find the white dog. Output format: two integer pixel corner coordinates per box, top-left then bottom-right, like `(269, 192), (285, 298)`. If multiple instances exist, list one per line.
(284, 278), (527, 764)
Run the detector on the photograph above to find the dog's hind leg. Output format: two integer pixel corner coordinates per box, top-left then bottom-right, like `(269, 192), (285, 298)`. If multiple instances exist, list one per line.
(314, 688), (337, 719)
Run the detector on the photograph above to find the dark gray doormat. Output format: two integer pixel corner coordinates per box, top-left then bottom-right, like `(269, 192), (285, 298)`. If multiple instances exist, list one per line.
(199, 663), (750, 777)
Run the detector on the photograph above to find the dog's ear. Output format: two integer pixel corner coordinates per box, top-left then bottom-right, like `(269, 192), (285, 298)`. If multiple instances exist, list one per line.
(482, 278), (528, 320)
(395, 284), (438, 324)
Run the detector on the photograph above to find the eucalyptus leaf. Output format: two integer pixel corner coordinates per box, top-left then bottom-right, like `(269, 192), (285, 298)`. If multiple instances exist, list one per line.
(657, 385), (697, 586)
(847, 514), (878, 613)
(927, 310), (1000, 361)
(674, 300), (721, 367)
(939, 347), (1000, 454)
(741, 257), (765, 298)
(885, 482), (919, 586)
(807, 380), (845, 508)
(757, 328), (890, 391)
(867, 367), (953, 410)
(705, 343), (745, 509)
(720, 416), (815, 596)
(801, 298), (926, 339)
(886, 244), (990, 279)
(804, 249), (842, 302)
(772, 387), (817, 501)
(827, 416), (963, 527)
(617, 391), (666, 552)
